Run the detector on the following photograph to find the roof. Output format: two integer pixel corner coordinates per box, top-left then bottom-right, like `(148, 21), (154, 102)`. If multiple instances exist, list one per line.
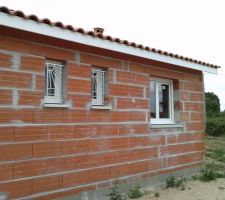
(0, 6), (220, 71)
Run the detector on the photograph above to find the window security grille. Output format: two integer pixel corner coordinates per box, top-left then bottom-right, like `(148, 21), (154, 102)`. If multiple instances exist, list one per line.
(44, 63), (63, 104)
(92, 69), (105, 105)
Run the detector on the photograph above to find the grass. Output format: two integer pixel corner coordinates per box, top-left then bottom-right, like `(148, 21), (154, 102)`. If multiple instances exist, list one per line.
(192, 136), (225, 182)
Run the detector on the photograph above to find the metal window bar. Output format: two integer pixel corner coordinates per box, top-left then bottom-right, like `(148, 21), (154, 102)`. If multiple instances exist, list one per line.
(92, 69), (105, 105)
(45, 63), (63, 103)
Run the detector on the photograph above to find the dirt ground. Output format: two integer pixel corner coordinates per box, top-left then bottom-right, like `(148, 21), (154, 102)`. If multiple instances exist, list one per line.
(140, 178), (225, 200)
(139, 136), (225, 200)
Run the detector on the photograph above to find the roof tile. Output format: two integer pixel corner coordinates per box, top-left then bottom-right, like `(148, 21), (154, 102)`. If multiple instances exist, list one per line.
(0, 5), (220, 69)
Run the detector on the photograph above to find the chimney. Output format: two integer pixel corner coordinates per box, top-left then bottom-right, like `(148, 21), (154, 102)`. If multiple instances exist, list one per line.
(93, 27), (104, 35)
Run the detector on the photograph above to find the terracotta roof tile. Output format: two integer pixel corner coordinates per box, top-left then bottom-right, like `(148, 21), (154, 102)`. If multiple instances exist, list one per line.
(0, 6), (220, 69)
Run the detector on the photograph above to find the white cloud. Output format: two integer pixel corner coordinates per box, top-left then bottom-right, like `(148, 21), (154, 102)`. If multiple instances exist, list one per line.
(1, 0), (224, 109)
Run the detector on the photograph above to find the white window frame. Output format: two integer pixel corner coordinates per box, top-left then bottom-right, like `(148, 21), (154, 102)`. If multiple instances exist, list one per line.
(150, 78), (174, 125)
(44, 62), (64, 104)
(91, 68), (105, 106)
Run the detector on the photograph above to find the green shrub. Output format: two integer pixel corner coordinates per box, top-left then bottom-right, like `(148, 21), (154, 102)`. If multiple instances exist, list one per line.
(127, 185), (143, 199)
(206, 117), (225, 137)
(197, 168), (218, 182)
(166, 176), (186, 188)
(154, 192), (160, 197)
(107, 187), (125, 200)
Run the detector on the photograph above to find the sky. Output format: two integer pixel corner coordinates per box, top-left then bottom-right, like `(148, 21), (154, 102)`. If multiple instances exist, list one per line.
(1, 0), (224, 110)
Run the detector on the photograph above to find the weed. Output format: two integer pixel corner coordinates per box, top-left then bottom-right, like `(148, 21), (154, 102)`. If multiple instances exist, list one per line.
(154, 192), (160, 197)
(107, 187), (125, 200)
(193, 168), (225, 182)
(127, 185), (143, 199)
(166, 176), (186, 188)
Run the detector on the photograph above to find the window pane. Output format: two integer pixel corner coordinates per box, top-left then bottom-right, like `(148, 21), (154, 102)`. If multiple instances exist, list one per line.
(47, 66), (56, 96)
(150, 81), (156, 118)
(159, 84), (169, 118)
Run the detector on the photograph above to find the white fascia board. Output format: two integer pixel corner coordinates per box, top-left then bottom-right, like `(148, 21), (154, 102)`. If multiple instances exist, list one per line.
(0, 12), (218, 74)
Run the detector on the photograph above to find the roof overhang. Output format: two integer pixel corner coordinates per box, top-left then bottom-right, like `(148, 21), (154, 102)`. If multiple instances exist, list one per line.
(0, 12), (218, 74)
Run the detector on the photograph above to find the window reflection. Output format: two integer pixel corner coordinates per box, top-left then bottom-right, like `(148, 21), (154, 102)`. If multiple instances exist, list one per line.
(159, 84), (169, 118)
(150, 81), (156, 118)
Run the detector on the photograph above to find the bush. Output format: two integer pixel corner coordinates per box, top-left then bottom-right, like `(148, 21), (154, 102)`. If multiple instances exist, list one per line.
(107, 187), (125, 200)
(166, 176), (186, 188)
(206, 117), (225, 136)
(127, 185), (143, 199)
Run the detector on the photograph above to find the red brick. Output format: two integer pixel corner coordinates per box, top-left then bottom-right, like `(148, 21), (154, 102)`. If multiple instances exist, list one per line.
(89, 167), (111, 182)
(67, 79), (91, 93)
(21, 55), (45, 72)
(190, 93), (204, 102)
(75, 154), (101, 169)
(14, 160), (47, 178)
(0, 126), (14, 142)
(118, 124), (149, 135)
(129, 111), (146, 121)
(160, 142), (204, 156)
(117, 71), (133, 83)
(80, 53), (122, 69)
(168, 152), (204, 167)
(15, 126), (47, 141)
(33, 108), (63, 123)
(0, 70), (32, 88)
(0, 89), (12, 104)
(33, 142), (62, 157)
(186, 122), (205, 131)
(111, 163), (130, 178)
(148, 158), (163, 171)
(68, 94), (91, 108)
(110, 84), (128, 96)
(129, 160), (149, 174)
(46, 157), (75, 173)
(0, 53), (12, 68)
(63, 170), (89, 187)
(32, 175), (62, 193)
(180, 91), (190, 101)
(47, 125), (75, 140)
(183, 73), (202, 82)
(180, 112), (190, 122)
(0, 108), (33, 123)
(134, 74), (149, 85)
(0, 180), (32, 199)
(19, 91), (43, 106)
(0, 143), (32, 161)
(101, 151), (120, 165)
(127, 85), (144, 97)
(67, 63), (91, 78)
(110, 111), (130, 122)
(184, 102), (204, 112)
(63, 140), (90, 154)
(0, 164), (13, 181)
(183, 82), (203, 92)
(36, 74), (45, 90)
(191, 112), (204, 121)
(117, 98), (149, 109)
(178, 132), (204, 143)
(110, 137), (129, 150)
(75, 125), (99, 138)
(89, 139), (110, 152)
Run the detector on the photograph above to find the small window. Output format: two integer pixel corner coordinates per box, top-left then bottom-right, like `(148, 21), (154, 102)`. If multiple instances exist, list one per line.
(44, 62), (64, 104)
(150, 78), (174, 124)
(91, 68), (107, 105)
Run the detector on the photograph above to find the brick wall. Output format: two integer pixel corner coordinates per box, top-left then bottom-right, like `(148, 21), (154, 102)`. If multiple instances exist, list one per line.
(0, 35), (205, 199)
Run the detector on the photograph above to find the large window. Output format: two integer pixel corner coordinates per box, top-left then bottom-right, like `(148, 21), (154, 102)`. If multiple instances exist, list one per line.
(91, 68), (107, 105)
(44, 62), (64, 104)
(150, 78), (174, 124)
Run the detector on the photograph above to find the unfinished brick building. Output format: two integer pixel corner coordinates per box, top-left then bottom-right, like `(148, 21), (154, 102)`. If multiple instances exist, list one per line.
(0, 6), (219, 200)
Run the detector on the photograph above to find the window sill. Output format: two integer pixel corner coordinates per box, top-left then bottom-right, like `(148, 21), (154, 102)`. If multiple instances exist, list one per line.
(150, 124), (183, 129)
(43, 103), (71, 108)
(91, 105), (112, 110)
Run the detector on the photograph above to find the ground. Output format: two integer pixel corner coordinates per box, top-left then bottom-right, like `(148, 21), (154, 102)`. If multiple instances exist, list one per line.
(138, 136), (225, 200)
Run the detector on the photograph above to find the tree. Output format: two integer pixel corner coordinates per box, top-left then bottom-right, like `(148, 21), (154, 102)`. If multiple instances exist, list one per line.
(205, 92), (220, 117)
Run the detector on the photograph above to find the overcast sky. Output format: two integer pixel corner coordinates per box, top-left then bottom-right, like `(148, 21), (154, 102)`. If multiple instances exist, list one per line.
(1, 0), (224, 110)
